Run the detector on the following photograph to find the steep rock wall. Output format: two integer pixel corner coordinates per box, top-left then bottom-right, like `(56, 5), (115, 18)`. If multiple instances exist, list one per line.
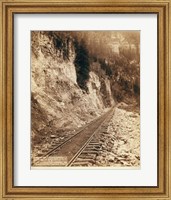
(31, 31), (115, 143)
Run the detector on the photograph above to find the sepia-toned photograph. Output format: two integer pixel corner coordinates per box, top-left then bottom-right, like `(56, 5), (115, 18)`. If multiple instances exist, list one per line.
(31, 31), (140, 168)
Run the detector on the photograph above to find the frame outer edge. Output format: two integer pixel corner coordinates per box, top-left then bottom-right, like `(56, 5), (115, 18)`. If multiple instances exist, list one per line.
(165, 1), (170, 199)
(3, 1), (7, 198)
(169, 0), (171, 199)
(167, 1), (170, 198)
(0, 0), (2, 198)
(0, 0), (6, 199)
(0, 0), (170, 4)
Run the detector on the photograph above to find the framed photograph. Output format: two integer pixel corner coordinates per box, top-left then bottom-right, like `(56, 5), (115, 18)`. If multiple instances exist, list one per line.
(0, 0), (171, 199)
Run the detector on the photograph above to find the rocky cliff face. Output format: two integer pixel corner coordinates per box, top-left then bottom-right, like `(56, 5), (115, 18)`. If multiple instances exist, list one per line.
(31, 31), (115, 145)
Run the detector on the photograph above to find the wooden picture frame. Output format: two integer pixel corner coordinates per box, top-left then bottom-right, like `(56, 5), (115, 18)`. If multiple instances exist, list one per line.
(0, 0), (171, 199)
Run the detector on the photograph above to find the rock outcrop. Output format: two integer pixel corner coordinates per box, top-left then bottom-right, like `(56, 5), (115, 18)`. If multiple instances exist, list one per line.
(31, 31), (115, 146)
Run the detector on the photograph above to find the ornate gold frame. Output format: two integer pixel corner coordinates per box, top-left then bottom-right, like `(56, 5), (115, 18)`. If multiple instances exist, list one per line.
(0, 0), (171, 199)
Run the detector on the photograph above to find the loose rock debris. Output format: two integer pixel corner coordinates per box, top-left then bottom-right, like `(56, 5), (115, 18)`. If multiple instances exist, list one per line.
(94, 107), (140, 167)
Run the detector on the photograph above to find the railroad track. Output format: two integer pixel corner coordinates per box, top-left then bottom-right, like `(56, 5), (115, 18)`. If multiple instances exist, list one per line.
(32, 106), (115, 167)
(67, 110), (114, 167)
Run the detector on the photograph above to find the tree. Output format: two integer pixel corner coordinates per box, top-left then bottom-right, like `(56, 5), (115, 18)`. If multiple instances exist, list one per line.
(74, 39), (90, 92)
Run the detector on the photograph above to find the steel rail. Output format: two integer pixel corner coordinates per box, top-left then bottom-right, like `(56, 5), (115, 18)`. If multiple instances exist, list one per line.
(67, 107), (115, 166)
